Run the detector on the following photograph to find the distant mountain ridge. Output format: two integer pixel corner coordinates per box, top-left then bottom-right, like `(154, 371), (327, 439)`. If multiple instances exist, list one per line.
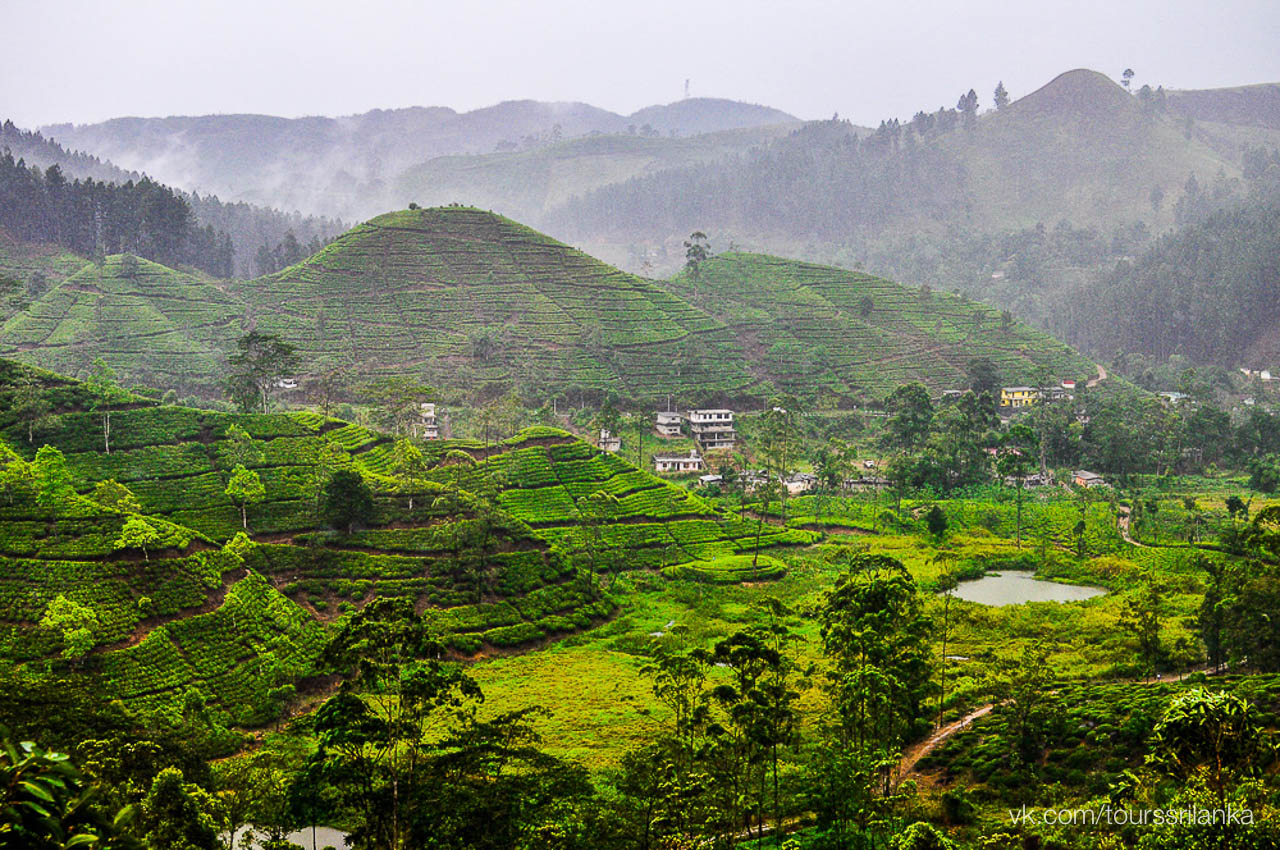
(39, 98), (799, 220)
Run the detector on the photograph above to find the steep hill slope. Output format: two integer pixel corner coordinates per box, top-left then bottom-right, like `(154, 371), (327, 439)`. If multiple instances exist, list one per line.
(1167, 82), (1280, 130)
(1072, 199), (1280, 365)
(0, 253), (243, 394)
(659, 253), (1099, 400)
(941, 69), (1237, 232)
(0, 359), (810, 721)
(0, 228), (91, 321)
(234, 206), (760, 402)
(0, 207), (1103, 404)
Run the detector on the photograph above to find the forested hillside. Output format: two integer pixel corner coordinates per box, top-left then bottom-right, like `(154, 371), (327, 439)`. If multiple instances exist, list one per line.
(1, 121), (344, 276)
(1073, 197), (1280, 365)
(552, 71), (1237, 257)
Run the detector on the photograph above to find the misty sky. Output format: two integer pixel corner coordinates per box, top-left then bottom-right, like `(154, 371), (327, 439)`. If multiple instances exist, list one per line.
(4, 0), (1279, 129)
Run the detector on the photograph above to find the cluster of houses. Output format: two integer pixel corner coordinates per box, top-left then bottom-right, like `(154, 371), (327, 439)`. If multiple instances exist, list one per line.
(650, 408), (738, 474)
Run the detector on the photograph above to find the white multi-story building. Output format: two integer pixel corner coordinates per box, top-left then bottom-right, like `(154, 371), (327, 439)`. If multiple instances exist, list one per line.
(415, 402), (439, 440)
(686, 409), (736, 451)
(598, 428), (621, 452)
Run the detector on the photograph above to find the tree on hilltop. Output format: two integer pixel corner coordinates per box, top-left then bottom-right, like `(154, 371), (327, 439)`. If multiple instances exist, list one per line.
(115, 515), (161, 561)
(957, 89), (979, 129)
(994, 81), (1010, 110)
(684, 231), (710, 278)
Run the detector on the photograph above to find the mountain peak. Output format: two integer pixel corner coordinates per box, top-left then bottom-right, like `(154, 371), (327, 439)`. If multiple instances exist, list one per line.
(1010, 68), (1136, 120)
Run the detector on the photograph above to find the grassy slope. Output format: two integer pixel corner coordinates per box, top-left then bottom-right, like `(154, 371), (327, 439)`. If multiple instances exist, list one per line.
(940, 69), (1237, 234)
(0, 360), (808, 720)
(0, 253), (243, 394)
(661, 252), (1099, 400)
(0, 208), (1103, 405)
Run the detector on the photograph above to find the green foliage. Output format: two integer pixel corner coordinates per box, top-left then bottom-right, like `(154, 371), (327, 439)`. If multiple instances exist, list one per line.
(320, 470), (373, 534)
(90, 480), (141, 514)
(224, 332), (300, 414)
(223, 465), (265, 531)
(115, 516), (161, 561)
(138, 766), (223, 850)
(32, 446), (73, 509)
(0, 732), (126, 850)
(1147, 688), (1262, 794)
(38, 595), (99, 664)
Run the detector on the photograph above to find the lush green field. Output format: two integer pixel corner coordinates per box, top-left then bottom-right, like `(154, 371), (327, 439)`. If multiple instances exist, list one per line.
(0, 226), (93, 327)
(0, 253), (241, 395)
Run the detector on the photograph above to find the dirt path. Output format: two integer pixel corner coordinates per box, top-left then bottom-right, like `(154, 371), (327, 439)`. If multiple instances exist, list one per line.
(899, 662), (1228, 782)
(1087, 363), (1108, 388)
(1116, 506), (1150, 548)
(896, 703), (995, 782)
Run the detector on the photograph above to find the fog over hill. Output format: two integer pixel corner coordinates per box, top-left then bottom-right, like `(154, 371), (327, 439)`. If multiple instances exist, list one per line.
(40, 98), (799, 221)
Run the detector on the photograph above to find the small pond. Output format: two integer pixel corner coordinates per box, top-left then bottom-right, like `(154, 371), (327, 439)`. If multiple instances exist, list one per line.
(950, 570), (1106, 606)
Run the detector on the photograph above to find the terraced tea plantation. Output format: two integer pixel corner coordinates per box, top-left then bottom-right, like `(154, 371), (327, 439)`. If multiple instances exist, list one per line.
(0, 359), (810, 721)
(235, 206), (759, 400)
(0, 227), (91, 318)
(0, 253), (241, 395)
(660, 253), (1099, 400)
(1, 208), (1103, 406)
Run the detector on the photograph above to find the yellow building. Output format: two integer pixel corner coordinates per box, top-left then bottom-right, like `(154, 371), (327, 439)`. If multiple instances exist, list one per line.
(1000, 386), (1038, 408)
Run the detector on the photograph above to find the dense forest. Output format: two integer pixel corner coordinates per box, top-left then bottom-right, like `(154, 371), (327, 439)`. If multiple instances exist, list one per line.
(549, 116), (970, 242)
(0, 121), (343, 276)
(0, 151), (234, 276)
(1073, 184), (1280, 365)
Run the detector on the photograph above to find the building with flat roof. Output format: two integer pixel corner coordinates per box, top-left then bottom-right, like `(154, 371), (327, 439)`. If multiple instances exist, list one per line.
(655, 410), (682, 437)
(686, 408), (736, 451)
(598, 428), (621, 452)
(653, 450), (705, 474)
(415, 402), (439, 440)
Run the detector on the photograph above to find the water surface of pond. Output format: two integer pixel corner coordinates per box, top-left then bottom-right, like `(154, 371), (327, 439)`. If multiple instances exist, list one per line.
(951, 570), (1106, 605)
